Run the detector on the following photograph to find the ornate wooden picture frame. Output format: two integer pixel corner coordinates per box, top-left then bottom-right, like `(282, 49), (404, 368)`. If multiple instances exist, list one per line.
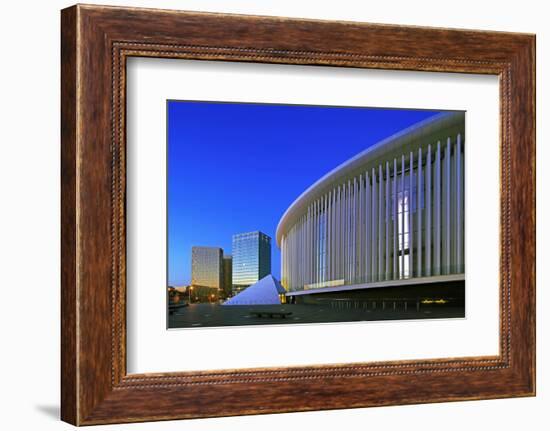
(61, 4), (535, 425)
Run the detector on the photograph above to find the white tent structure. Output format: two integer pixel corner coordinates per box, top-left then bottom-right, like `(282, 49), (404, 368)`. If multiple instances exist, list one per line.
(223, 275), (286, 306)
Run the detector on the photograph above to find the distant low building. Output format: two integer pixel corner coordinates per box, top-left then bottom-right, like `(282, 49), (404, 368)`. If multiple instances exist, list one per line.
(171, 286), (188, 293)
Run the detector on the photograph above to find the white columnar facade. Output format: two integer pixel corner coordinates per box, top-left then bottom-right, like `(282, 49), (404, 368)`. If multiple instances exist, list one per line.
(278, 112), (465, 293)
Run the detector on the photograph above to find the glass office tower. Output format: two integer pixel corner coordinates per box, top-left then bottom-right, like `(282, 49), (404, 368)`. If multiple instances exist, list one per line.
(222, 255), (233, 298)
(191, 246), (223, 299)
(231, 231), (271, 295)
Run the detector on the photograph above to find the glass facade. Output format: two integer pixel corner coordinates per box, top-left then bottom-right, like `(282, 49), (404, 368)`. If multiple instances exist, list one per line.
(191, 246), (223, 290)
(232, 231), (272, 294)
(222, 255), (233, 297)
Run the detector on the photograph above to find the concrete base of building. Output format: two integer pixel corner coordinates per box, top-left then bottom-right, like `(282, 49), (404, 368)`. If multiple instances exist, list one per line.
(287, 279), (465, 312)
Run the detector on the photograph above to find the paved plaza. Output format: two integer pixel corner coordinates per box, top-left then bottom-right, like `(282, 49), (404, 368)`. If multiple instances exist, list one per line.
(168, 302), (464, 329)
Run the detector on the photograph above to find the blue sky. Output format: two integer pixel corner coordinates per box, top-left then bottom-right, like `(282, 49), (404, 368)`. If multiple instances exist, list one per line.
(168, 101), (442, 286)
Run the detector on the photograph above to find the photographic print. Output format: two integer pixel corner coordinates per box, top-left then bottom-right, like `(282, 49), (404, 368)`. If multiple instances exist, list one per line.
(60, 7), (536, 423)
(167, 101), (465, 329)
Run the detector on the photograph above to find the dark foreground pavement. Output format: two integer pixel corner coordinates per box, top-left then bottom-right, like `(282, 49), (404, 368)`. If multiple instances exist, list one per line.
(168, 303), (464, 329)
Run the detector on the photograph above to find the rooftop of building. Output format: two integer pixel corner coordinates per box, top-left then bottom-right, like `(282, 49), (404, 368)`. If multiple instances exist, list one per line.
(232, 231), (272, 239)
(275, 111), (465, 247)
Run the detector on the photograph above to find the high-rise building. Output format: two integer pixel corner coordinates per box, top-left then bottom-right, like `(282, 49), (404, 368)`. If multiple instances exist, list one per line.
(191, 246), (223, 301)
(232, 231), (271, 295)
(222, 255), (233, 298)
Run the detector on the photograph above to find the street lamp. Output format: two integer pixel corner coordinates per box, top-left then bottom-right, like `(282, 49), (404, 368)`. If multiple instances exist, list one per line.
(188, 286), (193, 304)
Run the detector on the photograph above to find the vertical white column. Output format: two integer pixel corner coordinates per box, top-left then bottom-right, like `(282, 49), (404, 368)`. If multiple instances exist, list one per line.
(434, 141), (441, 276)
(293, 224), (301, 288)
(288, 235), (291, 289)
(288, 230), (291, 289)
(301, 219), (304, 287)
(426, 144), (432, 277)
(409, 152), (414, 278)
(298, 219), (301, 288)
(347, 182), (352, 283)
(348, 181), (353, 284)
(300, 218), (308, 288)
(378, 164), (384, 281)
(307, 204), (313, 284)
(371, 169), (378, 281)
(325, 193), (329, 283)
(304, 204), (308, 287)
(316, 197), (320, 284)
(417, 147), (423, 278)
(336, 187), (339, 279)
(307, 211), (310, 285)
(319, 197), (324, 285)
(288, 231), (295, 289)
(298, 213), (302, 288)
(340, 185), (345, 281)
(295, 225), (298, 288)
(281, 236), (285, 289)
(294, 221), (300, 287)
(304, 206), (308, 286)
(306, 203), (313, 284)
(285, 235), (294, 290)
(399, 154), (405, 278)
(301, 219), (303, 287)
(360, 175), (364, 281)
(365, 172), (371, 282)
(320, 197), (323, 284)
(294, 225), (297, 288)
(323, 194), (327, 283)
(334, 188), (339, 281)
(303, 216), (306, 286)
(351, 180), (355, 282)
(310, 203), (314, 285)
(342, 181), (347, 282)
(358, 175), (363, 282)
(294, 222), (300, 287)
(324, 197), (327, 283)
(316, 197), (323, 283)
(323, 195), (327, 283)
(352, 177), (358, 283)
(324, 194), (328, 283)
(297, 219), (300, 289)
(324, 195), (328, 284)
(283, 235), (286, 289)
(330, 187), (338, 279)
(339, 186), (343, 280)
(342, 183), (346, 283)
(313, 201), (319, 283)
(288, 229), (292, 289)
(324, 194), (327, 283)
(393, 159), (398, 280)
(456, 134), (463, 273)
(444, 137), (451, 275)
(385, 162), (391, 280)
(282, 235), (286, 289)
(451, 137), (457, 272)
(348, 180), (353, 282)
(356, 176), (361, 282)
(329, 190), (333, 281)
